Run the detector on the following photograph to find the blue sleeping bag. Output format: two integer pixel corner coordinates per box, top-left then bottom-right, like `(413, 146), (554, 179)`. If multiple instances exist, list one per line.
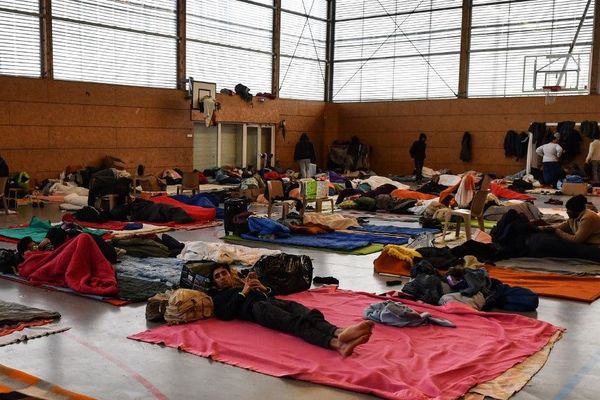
(351, 225), (440, 235)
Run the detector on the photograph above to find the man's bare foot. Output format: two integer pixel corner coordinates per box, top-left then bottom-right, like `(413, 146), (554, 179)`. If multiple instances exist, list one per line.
(338, 320), (374, 342)
(337, 334), (371, 357)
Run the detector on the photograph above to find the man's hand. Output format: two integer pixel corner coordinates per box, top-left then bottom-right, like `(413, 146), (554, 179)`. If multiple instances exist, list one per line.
(38, 238), (51, 250)
(241, 279), (254, 296)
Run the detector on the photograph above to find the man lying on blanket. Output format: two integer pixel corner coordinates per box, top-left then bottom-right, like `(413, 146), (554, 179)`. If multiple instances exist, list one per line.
(210, 264), (373, 356)
(17, 222), (117, 263)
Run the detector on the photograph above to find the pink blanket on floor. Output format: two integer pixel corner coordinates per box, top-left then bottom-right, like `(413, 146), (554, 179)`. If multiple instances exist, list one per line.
(129, 287), (561, 400)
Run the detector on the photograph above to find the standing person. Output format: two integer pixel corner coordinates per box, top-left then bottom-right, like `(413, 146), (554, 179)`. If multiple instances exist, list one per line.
(585, 135), (600, 184)
(294, 133), (316, 178)
(536, 133), (563, 188)
(409, 133), (427, 183)
(210, 265), (374, 357)
(0, 154), (9, 197)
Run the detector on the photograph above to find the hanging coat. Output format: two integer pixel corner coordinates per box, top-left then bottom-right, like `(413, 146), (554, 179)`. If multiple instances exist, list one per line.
(460, 132), (472, 162)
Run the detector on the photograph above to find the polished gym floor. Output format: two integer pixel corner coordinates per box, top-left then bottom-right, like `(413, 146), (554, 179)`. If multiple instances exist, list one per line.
(0, 198), (598, 400)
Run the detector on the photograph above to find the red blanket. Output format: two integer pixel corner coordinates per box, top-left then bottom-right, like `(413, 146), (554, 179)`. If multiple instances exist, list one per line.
(129, 287), (561, 400)
(149, 196), (216, 222)
(490, 182), (536, 201)
(18, 234), (118, 296)
(61, 213), (219, 231)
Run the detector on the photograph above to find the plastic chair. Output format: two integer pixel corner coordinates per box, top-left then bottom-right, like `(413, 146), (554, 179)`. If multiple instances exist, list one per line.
(266, 180), (294, 219)
(177, 172), (200, 195)
(299, 180), (334, 217)
(0, 177), (8, 214)
(7, 187), (24, 211)
(442, 189), (488, 241)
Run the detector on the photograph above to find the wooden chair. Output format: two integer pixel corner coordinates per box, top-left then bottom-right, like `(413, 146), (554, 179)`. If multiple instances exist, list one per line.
(266, 180), (295, 219)
(177, 172), (200, 195)
(299, 180), (335, 218)
(134, 175), (166, 193)
(442, 189), (488, 241)
(479, 174), (492, 192)
(0, 177), (9, 214)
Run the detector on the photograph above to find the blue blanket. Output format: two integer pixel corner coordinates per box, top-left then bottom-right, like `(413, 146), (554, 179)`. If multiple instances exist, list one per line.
(351, 225), (440, 235)
(241, 231), (408, 250)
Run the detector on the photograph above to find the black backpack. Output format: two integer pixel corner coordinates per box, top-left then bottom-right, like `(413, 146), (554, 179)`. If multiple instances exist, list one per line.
(235, 83), (253, 103)
(253, 254), (313, 295)
(0, 249), (19, 274)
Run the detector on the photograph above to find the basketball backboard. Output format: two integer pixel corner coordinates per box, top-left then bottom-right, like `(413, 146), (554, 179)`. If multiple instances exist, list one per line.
(191, 81), (217, 110)
(522, 53), (588, 93)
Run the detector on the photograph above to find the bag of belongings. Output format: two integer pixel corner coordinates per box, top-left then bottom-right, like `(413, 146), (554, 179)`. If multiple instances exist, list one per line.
(235, 83), (253, 103)
(164, 288), (214, 325)
(252, 254), (313, 295)
(146, 291), (172, 322)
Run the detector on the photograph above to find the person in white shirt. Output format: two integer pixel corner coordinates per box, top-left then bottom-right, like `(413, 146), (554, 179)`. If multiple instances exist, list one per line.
(585, 137), (600, 183)
(536, 133), (563, 188)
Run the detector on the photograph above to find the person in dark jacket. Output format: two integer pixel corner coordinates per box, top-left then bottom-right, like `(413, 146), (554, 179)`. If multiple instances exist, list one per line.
(409, 133), (427, 183)
(17, 224), (118, 264)
(0, 155), (9, 197)
(294, 133), (316, 178)
(210, 264), (373, 357)
(0, 155), (8, 178)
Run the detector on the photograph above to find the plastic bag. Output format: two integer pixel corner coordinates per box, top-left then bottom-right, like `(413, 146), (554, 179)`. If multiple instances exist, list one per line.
(253, 254), (313, 295)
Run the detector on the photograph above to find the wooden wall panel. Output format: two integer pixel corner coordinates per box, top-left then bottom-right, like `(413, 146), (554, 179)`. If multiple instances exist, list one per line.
(337, 96), (600, 177)
(0, 103), (11, 125)
(0, 76), (326, 183)
(4, 126), (49, 149)
(0, 76), (193, 182)
(9, 74), (600, 182)
(0, 77), (48, 102)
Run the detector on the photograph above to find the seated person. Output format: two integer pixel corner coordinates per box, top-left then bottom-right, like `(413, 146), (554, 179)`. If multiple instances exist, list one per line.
(136, 165), (167, 192)
(210, 265), (373, 357)
(527, 195), (600, 262)
(88, 168), (131, 207)
(540, 194), (600, 244)
(17, 222), (117, 263)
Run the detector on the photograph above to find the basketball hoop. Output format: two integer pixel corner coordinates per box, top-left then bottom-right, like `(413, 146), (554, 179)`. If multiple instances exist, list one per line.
(543, 85), (562, 105)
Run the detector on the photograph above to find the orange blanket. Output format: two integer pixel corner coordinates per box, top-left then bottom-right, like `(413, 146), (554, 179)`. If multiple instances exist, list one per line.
(389, 189), (436, 200)
(0, 363), (93, 399)
(485, 266), (600, 303)
(373, 254), (600, 302)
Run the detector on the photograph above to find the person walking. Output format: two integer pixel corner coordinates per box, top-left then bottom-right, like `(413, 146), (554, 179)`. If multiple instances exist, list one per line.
(536, 133), (563, 188)
(585, 135), (600, 184)
(294, 133), (316, 178)
(409, 133), (427, 183)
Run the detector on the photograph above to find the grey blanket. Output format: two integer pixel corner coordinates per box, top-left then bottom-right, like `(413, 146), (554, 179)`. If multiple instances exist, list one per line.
(115, 255), (184, 286)
(0, 300), (61, 325)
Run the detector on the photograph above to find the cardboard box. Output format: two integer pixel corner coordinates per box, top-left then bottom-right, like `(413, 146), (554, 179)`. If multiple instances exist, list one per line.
(561, 183), (588, 196)
(179, 261), (218, 292)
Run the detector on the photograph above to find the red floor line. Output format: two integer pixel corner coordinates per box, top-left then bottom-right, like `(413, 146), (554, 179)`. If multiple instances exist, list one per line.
(64, 332), (168, 400)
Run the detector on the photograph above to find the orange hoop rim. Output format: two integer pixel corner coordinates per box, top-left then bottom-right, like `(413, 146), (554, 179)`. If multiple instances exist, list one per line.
(542, 85), (562, 92)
